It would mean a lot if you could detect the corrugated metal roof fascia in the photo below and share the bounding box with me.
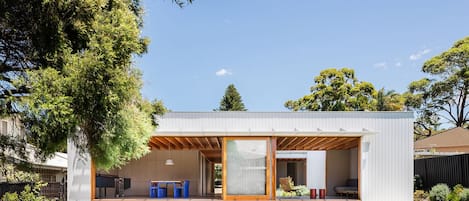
[152,131,375,136]
[156,111,414,119]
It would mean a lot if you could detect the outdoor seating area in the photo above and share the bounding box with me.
[149,180,190,198]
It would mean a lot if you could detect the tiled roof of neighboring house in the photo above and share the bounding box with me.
[414,127,469,150]
[154,111,413,136]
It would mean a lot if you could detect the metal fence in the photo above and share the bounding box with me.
[414,154,469,190]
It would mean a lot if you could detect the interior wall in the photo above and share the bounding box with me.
[296,161,306,185]
[306,151,326,189]
[102,150,201,197]
[349,148,358,179]
[326,150,350,196]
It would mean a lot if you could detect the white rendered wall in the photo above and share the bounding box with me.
[67,140,92,201]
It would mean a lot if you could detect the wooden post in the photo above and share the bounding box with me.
[91,159,96,200]
[358,137,362,200]
[271,137,277,200]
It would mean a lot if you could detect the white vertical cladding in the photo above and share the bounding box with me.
[67,139,92,201]
[360,118,413,201]
[306,151,326,190]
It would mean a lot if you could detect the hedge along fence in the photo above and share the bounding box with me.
[414,154,469,190]
[0,182,65,200]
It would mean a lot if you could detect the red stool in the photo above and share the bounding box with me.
[319,189,326,199]
[310,188,317,199]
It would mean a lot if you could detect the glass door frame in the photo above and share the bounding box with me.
[222,137,275,200]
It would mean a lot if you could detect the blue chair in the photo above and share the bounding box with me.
[175,180,190,198]
[157,183,167,198]
[149,181,157,198]
[173,184,182,198]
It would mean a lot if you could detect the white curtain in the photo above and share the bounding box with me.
[226,140,267,195]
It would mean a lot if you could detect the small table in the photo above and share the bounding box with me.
[151,180,182,197]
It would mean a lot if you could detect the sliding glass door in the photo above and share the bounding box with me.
[223,137,273,200]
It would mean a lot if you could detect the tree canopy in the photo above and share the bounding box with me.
[285,68,375,111]
[216,84,247,111]
[0,0,166,170]
[405,36,469,137]
[285,68,405,112]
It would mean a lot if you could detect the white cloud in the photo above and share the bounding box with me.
[395,62,402,67]
[215,68,232,76]
[409,48,431,60]
[373,62,387,69]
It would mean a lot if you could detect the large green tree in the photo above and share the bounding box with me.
[216,84,247,111]
[405,36,469,137]
[285,68,378,111]
[0,0,170,170]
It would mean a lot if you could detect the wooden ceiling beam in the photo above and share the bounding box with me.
[328,138,358,150]
[154,137,181,149]
[316,137,339,150]
[290,137,309,150]
[195,137,205,149]
[148,139,159,149]
[281,137,298,150]
[174,137,189,149]
[277,137,289,148]
[304,137,330,150]
[298,137,318,150]
[165,137,184,149]
[215,137,221,149]
[342,139,360,150]
[205,137,214,150]
[149,138,166,149]
[185,137,196,148]
[326,138,350,150]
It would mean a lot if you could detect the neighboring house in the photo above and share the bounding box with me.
[0,118,67,200]
[68,111,414,201]
[414,127,469,158]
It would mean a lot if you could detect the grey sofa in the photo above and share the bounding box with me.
[334,179,358,195]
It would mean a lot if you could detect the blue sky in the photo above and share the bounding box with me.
[135,0,469,111]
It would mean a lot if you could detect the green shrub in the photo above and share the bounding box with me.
[448,184,466,201]
[460,189,469,201]
[293,185,310,196]
[429,184,450,201]
[2,192,19,201]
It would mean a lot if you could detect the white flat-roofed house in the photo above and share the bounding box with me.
[68,111,414,201]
